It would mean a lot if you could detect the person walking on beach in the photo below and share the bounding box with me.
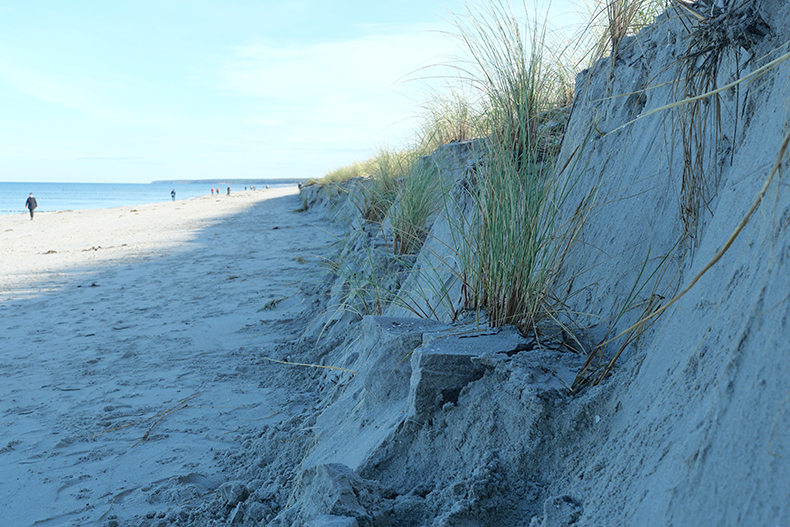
[227,186,231,196]
[171,189,176,201]
[25,193,37,220]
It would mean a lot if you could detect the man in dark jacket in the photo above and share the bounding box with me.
[25,193,37,220]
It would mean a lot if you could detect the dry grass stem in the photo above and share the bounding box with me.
[573,128,790,390]
[264,356,357,374]
[87,393,200,440]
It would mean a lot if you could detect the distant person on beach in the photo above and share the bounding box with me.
[171,189,176,201]
[25,193,37,220]
[211,188,214,195]
[227,186,231,196]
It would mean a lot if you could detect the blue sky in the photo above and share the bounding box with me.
[0,1,585,183]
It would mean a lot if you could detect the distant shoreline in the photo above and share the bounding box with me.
[152,178,305,185]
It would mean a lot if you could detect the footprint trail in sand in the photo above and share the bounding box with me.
[0,188,338,526]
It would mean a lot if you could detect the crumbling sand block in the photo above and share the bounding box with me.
[358,316,446,406]
[408,326,530,422]
[303,316,446,472]
[298,464,369,522]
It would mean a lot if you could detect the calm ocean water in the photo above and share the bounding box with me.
[0,182,292,215]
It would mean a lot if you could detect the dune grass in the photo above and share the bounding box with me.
[595,0,667,61]
[359,149,405,222]
[417,89,487,152]
[320,0,674,340]
[569,1,788,389]
[320,0,789,393]
[321,158,378,185]
[328,145,448,255]
[672,1,771,242]
[324,148,446,317]
[328,0,586,330]
[438,1,586,333]
[388,153,447,255]
[451,1,570,158]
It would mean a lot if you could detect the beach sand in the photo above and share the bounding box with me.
[0,188,337,526]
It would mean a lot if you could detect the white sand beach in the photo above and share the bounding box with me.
[0,188,337,526]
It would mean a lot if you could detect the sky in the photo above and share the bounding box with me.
[0,1,587,183]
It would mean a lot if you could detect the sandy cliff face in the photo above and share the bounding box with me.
[543,2,790,524]
[292,3,790,525]
[118,3,790,526]
[275,3,790,525]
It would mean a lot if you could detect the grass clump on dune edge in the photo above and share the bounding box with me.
[417,89,487,152]
[445,0,587,334]
[314,0,790,395]
[320,146,448,318]
[450,1,571,155]
[388,153,447,255]
[321,158,378,185]
[317,0,589,332]
[317,0,673,338]
[328,145,448,254]
[359,149,405,222]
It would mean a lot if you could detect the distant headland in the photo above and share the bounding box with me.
[152,178,305,185]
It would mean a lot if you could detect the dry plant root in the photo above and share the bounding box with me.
[87,393,200,444]
[132,400,194,448]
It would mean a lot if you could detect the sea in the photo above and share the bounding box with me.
[0,182,294,215]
